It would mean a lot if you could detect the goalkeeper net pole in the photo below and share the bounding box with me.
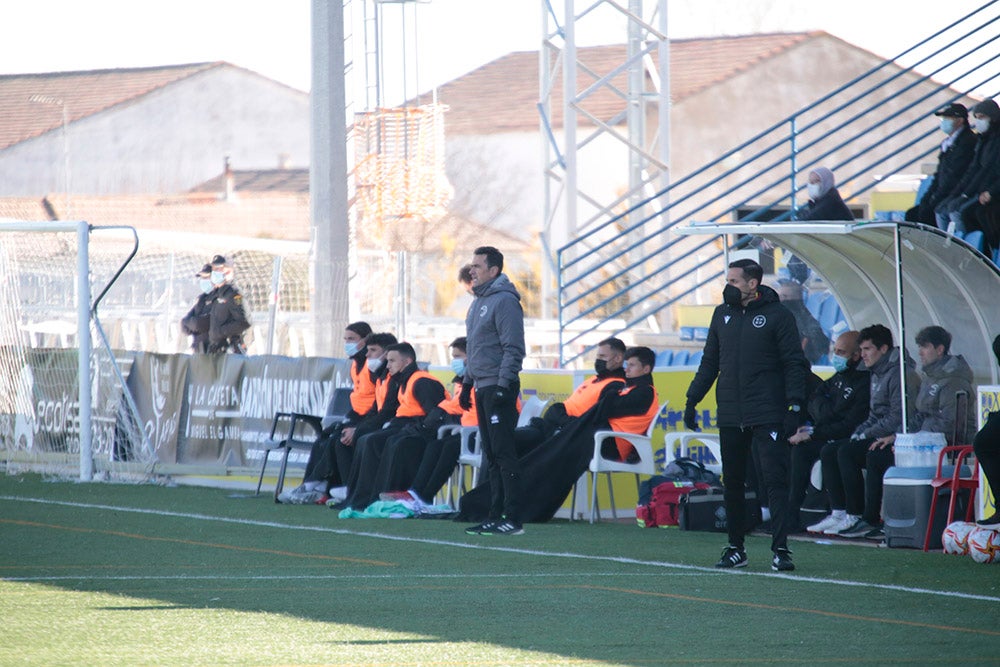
[0,219,153,482]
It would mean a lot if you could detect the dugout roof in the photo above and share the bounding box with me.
[676,220,1000,386]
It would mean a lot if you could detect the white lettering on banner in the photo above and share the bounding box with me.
[188,383,239,409]
[144,357,180,455]
[239,370,332,420]
[34,394,79,436]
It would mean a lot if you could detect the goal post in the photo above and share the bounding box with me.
[0,220,92,480]
[0,219,155,482]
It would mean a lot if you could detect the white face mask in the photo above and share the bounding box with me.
[198,278,214,294]
[807,183,822,200]
[366,357,384,372]
[210,270,225,286]
[939,118,956,134]
[973,117,991,134]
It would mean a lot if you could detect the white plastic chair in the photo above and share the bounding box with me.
[445,394,549,504]
[574,400,668,523]
[663,431,722,474]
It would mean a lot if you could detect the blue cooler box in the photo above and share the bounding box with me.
[882,465,972,549]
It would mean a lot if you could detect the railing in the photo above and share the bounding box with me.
[557,0,1000,365]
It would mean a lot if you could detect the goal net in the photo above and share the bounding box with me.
[0,221,151,481]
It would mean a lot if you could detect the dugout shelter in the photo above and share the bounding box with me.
[676,220,1000,422]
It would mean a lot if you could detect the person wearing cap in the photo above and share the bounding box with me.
[904,102,976,226]
[934,98,1000,250]
[180,263,215,353]
[207,255,251,353]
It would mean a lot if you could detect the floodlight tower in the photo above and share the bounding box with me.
[539,0,670,324]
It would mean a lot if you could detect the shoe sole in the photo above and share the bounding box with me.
[715,559,748,569]
[772,564,796,572]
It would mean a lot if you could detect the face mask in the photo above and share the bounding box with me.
[807,183,822,200]
[198,278,214,294]
[344,342,360,357]
[594,359,608,375]
[973,117,991,134]
[450,358,466,377]
[831,354,850,373]
[939,118,956,134]
[367,357,384,372]
[210,270,225,286]
[723,283,743,307]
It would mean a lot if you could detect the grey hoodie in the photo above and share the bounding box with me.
[911,353,976,442]
[852,346,921,440]
[464,273,525,390]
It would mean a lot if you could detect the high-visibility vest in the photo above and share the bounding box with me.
[374,374,391,411]
[562,375,623,417]
[440,382,478,427]
[349,359,376,414]
[608,385,660,460]
[396,370,446,418]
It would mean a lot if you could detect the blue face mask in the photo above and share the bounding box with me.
[450,358,466,377]
[198,278,214,294]
[345,342,360,357]
[831,354,850,372]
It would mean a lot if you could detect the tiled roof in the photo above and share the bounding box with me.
[0,62,226,151]
[190,168,310,194]
[412,32,817,134]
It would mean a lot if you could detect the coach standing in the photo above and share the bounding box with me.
[461,246,526,536]
[684,259,809,571]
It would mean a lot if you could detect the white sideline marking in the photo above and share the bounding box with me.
[3,495,998,603]
[2,572,712,582]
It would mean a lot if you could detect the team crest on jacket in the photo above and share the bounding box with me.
[479,305,488,317]
[752,315,766,328]
[724,315,731,324]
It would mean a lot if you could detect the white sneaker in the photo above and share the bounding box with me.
[823,514,859,536]
[806,514,841,534]
[277,485,305,504]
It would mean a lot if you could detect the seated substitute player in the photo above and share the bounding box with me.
[335,342,446,511]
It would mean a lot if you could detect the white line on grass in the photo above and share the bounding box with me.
[3,494,998,604]
[2,572,714,582]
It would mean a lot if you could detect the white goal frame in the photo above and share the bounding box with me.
[1,220,93,480]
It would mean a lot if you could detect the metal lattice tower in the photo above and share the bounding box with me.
[540,0,670,322]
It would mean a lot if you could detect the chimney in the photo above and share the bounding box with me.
[223,155,236,202]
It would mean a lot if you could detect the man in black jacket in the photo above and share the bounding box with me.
[788,331,870,531]
[337,342,446,510]
[905,103,977,226]
[934,99,1000,247]
[684,259,809,572]
[206,255,251,353]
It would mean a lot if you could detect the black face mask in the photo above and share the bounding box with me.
[723,284,743,307]
[594,359,608,375]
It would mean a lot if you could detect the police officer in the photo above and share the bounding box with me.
[180,263,215,353]
[207,254,251,354]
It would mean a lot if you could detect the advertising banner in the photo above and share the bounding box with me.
[238,355,349,467]
[124,352,189,464]
[978,385,998,520]
[180,354,246,464]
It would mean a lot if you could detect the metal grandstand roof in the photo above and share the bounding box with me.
[676,220,1000,386]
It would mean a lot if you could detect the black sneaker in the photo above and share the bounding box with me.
[864,526,885,541]
[977,513,1000,528]
[465,520,496,535]
[771,549,795,572]
[481,518,524,535]
[715,545,748,569]
[837,518,875,538]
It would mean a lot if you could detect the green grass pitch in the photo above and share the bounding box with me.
[1,473,999,666]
